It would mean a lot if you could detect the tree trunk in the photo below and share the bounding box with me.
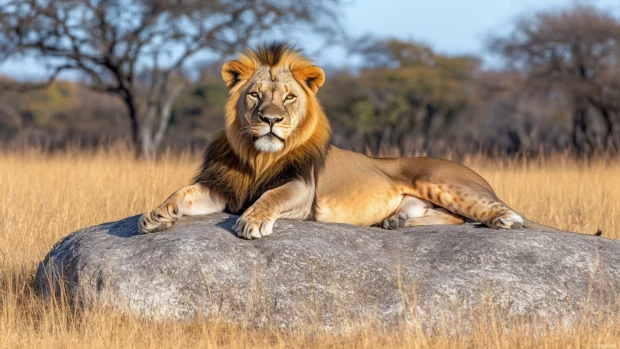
[611,113,620,153]
[139,104,158,159]
[138,81,187,159]
[353,121,365,153]
[597,106,619,153]
[152,83,186,149]
[422,104,436,154]
[119,90,140,152]
[571,105,593,156]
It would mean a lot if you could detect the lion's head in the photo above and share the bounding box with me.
[221,42,330,163]
[193,43,331,213]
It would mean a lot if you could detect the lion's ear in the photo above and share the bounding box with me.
[294,65,325,93]
[221,60,251,88]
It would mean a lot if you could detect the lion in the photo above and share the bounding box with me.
[139,42,564,239]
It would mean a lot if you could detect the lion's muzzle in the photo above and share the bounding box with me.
[258,112,283,127]
[253,106,287,152]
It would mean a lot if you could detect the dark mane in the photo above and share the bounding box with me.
[199,43,331,214]
[252,41,301,67]
[192,132,328,214]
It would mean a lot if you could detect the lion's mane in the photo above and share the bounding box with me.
[192,43,331,214]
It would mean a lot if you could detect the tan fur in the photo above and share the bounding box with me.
[313,148,525,230]
[140,43,557,238]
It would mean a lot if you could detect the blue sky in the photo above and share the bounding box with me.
[2,0,619,79]
[341,0,618,56]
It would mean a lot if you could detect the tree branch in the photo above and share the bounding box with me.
[0,63,75,92]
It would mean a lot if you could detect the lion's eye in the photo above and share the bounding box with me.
[248,92,259,98]
[285,94,296,100]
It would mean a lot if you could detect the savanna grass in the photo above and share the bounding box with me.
[0,146,618,348]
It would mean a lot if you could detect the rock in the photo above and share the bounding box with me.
[36,213,620,331]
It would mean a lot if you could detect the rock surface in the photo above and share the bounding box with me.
[36,213,620,331]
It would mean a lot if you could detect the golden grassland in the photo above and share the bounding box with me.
[0,146,619,349]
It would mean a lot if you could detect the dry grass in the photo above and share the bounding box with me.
[0,146,619,348]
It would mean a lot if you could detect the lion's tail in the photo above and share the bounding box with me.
[521,217,563,232]
[522,217,602,236]
[499,198,602,236]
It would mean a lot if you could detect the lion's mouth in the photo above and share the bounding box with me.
[268,132,284,142]
[253,132,285,153]
[259,132,284,143]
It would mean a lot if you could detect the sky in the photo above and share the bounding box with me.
[342,0,619,55]
[1,0,619,80]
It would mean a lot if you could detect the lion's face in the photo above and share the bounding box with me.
[221,45,326,155]
[240,67,307,153]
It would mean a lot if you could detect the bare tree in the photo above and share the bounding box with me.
[0,0,342,157]
[489,4,620,155]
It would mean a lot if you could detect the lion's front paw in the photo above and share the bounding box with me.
[234,206,276,239]
[138,206,179,234]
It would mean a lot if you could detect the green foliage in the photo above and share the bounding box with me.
[12,81,78,126]
[321,39,480,153]
[171,75,228,142]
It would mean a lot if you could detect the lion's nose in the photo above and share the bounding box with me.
[258,113,284,127]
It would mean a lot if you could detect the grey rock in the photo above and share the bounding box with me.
[36,213,620,331]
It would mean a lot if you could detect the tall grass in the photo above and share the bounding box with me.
[0,147,619,348]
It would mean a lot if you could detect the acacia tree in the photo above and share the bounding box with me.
[489,4,620,155]
[0,0,342,157]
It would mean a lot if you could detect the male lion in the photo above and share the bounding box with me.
[139,42,561,239]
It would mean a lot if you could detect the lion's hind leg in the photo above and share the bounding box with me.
[409,181,523,230]
[139,184,225,234]
[378,195,465,230]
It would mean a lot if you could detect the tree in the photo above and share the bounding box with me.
[321,38,479,155]
[489,4,620,155]
[0,0,342,157]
